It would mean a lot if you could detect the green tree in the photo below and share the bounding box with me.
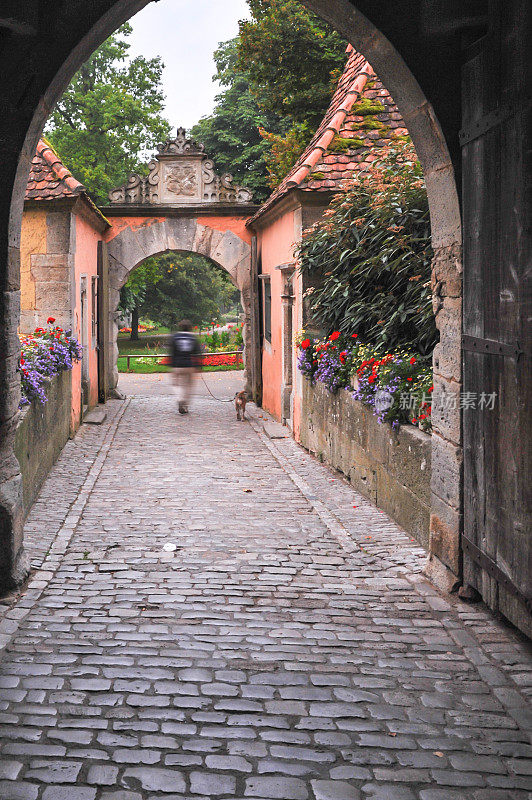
[193,2,347,193]
[237,1,346,129]
[191,39,284,202]
[121,253,240,331]
[118,260,163,340]
[46,23,171,203]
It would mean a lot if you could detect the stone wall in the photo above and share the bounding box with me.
[14,369,72,518]
[299,380,431,547]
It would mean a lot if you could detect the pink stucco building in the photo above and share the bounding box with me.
[248,46,408,440]
[21,140,110,430]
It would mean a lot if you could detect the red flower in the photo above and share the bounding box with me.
[47,317,55,324]
[407,377,412,381]
[351,333,358,338]
[428,386,433,393]
[368,375,375,384]
[410,357,416,365]
[301,339,311,350]
[329,331,340,341]
[20,355,25,366]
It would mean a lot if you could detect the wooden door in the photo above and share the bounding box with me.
[461,0,532,635]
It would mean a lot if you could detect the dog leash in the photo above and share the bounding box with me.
[199,374,237,402]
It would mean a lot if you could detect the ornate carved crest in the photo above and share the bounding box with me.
[108,127,253,206]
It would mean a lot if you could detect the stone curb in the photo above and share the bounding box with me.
[0,399,130,656]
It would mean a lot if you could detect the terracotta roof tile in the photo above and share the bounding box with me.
[25,139,85,201]
[249,46,409,225]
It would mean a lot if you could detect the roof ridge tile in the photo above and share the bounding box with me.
[248,49,406,227]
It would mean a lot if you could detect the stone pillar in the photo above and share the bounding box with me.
[426,240,463,591]
[280,269,295,425]
[0,208,28,591]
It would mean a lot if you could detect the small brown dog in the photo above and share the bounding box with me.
[234,390,248,421]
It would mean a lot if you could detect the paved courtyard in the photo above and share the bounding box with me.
[0,373,531,800]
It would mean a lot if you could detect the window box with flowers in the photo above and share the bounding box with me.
[18,317,82,408]
[297,331,432,545]
[15,318,83,517]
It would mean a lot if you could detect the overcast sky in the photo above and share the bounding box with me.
[127,0,250,130]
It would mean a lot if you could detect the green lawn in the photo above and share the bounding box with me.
[117,358,243,374]
[117,329,243,373]
[117,334,170,354]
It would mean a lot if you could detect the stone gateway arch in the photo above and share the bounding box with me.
[100,129,259,393]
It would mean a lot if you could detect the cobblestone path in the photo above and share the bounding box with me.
[1,380,531,800]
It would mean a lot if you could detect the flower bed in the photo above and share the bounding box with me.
[200,352,243,367]
[19,318,82,408]
[298,330,432,432]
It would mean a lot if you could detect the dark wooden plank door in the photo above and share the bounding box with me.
[461,0,532,636]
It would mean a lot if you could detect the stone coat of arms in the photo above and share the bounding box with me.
[165,164,197,197]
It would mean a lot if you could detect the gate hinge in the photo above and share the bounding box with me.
[459,98,532,146]
[462,334,523,359]
[463,536,532,614]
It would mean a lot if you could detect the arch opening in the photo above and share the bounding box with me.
[105,217,253,395]
[114,248,245,388]
[2,0,461,594]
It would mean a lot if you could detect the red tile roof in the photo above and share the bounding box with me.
[25,139,85,201]
[249,46,409,225]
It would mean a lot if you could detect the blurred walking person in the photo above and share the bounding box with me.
[170,319,201,414]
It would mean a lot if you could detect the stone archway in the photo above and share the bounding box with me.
[105,216,253,392]
[0,0,463,593]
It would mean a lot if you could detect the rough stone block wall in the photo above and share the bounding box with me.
[299,380,431,547]
[429,241,462,586]
[14,369,72,518]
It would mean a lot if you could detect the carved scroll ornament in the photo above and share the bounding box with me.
[108,128,253,205]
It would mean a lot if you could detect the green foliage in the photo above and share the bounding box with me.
[118,260,164,314]
[191,40,283,201]
[258,122,311,187]
[121,253,240,330]
[298,140,437,356]
[237,0,346,129]
[201,325,243,352]
[328,136,352,154]
[193,1,347,192]
[46,24,171,203]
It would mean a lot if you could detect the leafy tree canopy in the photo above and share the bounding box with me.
[120,253,240,330]
[193,1,346,192]
[46,23,171,204]
[237,0,346,129]
[191,40,283,201]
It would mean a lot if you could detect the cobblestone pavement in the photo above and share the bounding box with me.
[1,375,531,800]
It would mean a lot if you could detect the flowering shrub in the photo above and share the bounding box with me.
[297,330,432,432]
[202,325,244,353]
[19,321,82,407]
[297,140,437,356]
